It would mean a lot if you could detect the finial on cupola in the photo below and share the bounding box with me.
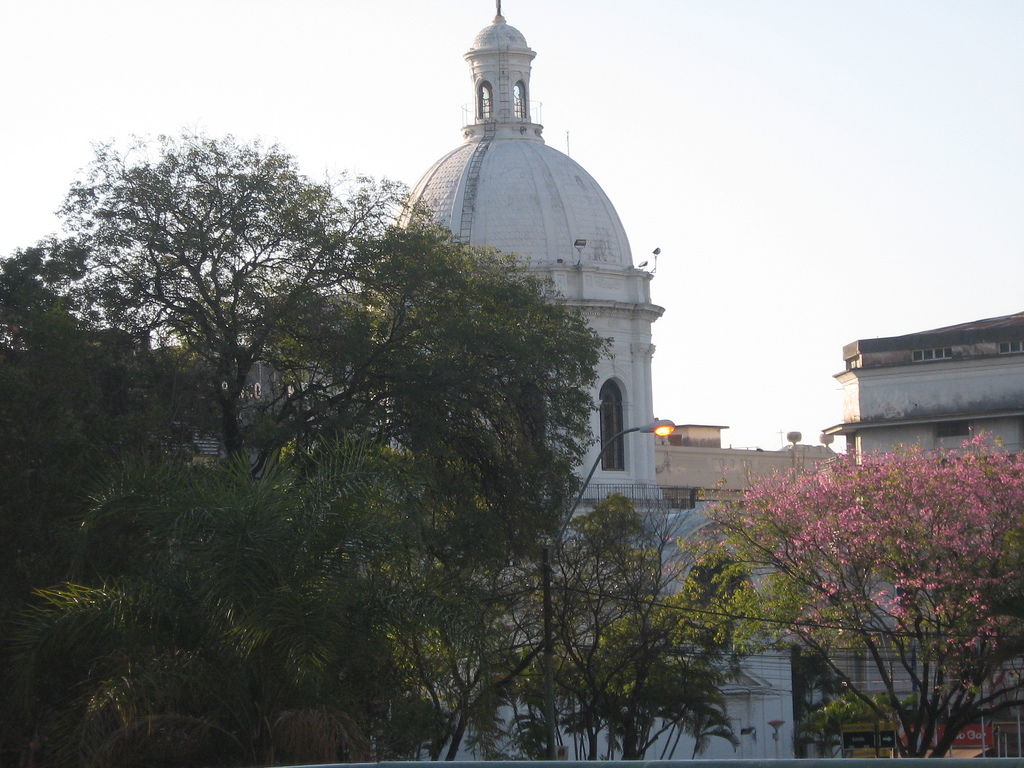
[495,1,504,21]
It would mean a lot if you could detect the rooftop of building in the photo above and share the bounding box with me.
[841,310,1024,371]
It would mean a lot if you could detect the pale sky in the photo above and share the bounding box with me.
[2,0,1022,451]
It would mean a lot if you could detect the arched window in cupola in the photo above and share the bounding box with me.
[478,81,493,120]
[513,80,527,119]
[599,380,625,471]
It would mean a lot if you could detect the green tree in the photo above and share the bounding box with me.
[790,646,842,757]
[13,441,396,768]
[798,690,892,758]
[0,246,205,761]
[266,222,600,558]
[57,133,402,459]
[5,132,604,765]
[52,134,599,483]
[543,496,739,760]
[376,556,540,760]
[40,133,600,548]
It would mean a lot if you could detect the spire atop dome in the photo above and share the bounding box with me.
[495,0,503,21]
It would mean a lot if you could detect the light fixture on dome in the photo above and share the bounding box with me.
[573,238,587,267]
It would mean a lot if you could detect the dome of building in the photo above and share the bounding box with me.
[408,9,632,267]
[408,9,662,487]
[409,138,632,267]
[471,14,529,51]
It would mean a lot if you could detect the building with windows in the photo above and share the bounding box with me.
[824,311,1024,458]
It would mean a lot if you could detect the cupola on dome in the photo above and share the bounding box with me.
[470,14,530,51]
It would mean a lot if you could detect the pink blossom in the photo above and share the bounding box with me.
[710,438,1024,757]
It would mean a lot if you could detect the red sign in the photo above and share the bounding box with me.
[939,723,995,748]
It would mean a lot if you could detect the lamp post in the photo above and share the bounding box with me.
[541,419,676,759]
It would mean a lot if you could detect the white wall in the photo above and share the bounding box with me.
[839,356,1024,424]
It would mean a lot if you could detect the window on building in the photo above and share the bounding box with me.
[513,81,526,119]
[912,347,953,362]
[478,82,493,120]
[599,380,625,471]
[999,341,1024,354]
[936,420,971,438]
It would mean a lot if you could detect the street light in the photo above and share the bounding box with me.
[541,418,677,759]
[566,418,677,529]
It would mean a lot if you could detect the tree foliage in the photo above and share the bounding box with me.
[712,440,1024,757]
[53,133,601,497]
[0,246,206,758]
[13,444,392,767]
[790,646,842,757]
[11,440,554,767]
[375,556,539,760]
[540,496,740,760]
[798,690,891,758]
[59,134,392,456]
[1,132,609,766]
[60,134,600,556]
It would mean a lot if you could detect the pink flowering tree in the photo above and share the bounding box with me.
[711,439,1024,757]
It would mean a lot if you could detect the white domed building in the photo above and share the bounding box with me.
[408,9,664,488]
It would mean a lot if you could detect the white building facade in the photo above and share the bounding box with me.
[408,11,663,486]
[824,312,1024,458]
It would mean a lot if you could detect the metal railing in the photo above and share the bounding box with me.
[580,483,707,510]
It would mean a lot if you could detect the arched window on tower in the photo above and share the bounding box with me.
[478,81,493,120]
[513,80,527,119]
[599,380,625,471]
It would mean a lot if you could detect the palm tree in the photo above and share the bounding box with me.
[13,441,389,767]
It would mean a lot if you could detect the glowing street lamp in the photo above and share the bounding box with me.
[566,419,677,525]
[651,420,676,437]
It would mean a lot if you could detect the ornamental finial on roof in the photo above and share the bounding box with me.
[495,0,504,21]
